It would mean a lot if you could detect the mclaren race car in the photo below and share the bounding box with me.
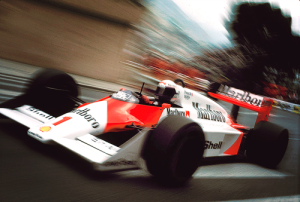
[0,69,289,183]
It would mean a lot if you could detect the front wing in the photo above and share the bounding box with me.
[0,104,150,172]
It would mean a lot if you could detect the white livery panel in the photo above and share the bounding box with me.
[158,80,243,157]
[27,101,108,143]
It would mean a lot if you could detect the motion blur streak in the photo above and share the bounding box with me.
[0,0,299,201]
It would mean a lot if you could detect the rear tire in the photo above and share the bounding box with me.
[143,115,205,184]
[246,121,289,168]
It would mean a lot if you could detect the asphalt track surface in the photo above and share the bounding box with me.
[0,89,299,202]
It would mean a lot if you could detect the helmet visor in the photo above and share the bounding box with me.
[155,86,165,95]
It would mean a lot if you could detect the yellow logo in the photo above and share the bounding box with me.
[40,126,51,132]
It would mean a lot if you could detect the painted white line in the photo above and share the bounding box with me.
[239,112,257,115]
[193,163,292,178]
[237,112,286,117]
[226,195,300,202]
[289,138,300,141]
[269,114,285,117]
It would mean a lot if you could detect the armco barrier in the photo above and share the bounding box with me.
[293,105,300,114]
[272,98,300,113]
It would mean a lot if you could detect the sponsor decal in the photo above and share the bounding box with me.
[272,98,300,114]
[28,131,43,139]
[167,108,190,117]
[102,158,137,167]
[70,108,100,128]
[218,85,263,107]
[192,103,225,122]
[76,134,119,155]
[273,100,292,110]
[293,105,300,113]
[53,116,72,126]
[112,91,132,101]
[204,141,222,149]
[186,111,190,118]
[184,91,193,100]
[40,126,51,132]
[26,106,54,120]
[90,137,119,153]
[272,100,278,107]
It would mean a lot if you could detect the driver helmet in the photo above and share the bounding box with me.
[155,80,178,103]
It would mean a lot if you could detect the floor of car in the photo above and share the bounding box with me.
[97,129,140,147]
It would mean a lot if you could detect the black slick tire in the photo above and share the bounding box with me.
[0,69,78,113]
[26,69,79,116]
[246,121,289,168]
[26,68,78,97]
[143,115,205,184]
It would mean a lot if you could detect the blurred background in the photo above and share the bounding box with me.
[0,0,299,104]
[0,1,300,201]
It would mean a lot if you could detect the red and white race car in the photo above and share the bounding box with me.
[0,69,289,184]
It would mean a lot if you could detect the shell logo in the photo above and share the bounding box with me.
[40,126,51,132]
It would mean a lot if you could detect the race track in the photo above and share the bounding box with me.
[0,90,299,202]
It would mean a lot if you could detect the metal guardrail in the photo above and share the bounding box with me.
[272,98,300,114]
[0,73,30,102]
[0,72,117,104]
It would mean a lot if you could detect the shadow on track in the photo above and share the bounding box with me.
[0,119,298,202]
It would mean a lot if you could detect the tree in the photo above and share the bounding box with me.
[226,2,300,94]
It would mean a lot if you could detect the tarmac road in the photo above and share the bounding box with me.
[0,88,299,202]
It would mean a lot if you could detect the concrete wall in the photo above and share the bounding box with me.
[0,0,144,82]
[47,0,143,24]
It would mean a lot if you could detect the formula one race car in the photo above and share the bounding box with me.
[0,69,289,184]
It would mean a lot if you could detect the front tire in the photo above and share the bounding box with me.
[26,69,79,116]
[0,69,79,114]
[143,115,205,184]
[26,68,78,97]
[246,121,289,168]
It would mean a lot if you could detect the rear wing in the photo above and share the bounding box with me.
[208,85,273,125]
